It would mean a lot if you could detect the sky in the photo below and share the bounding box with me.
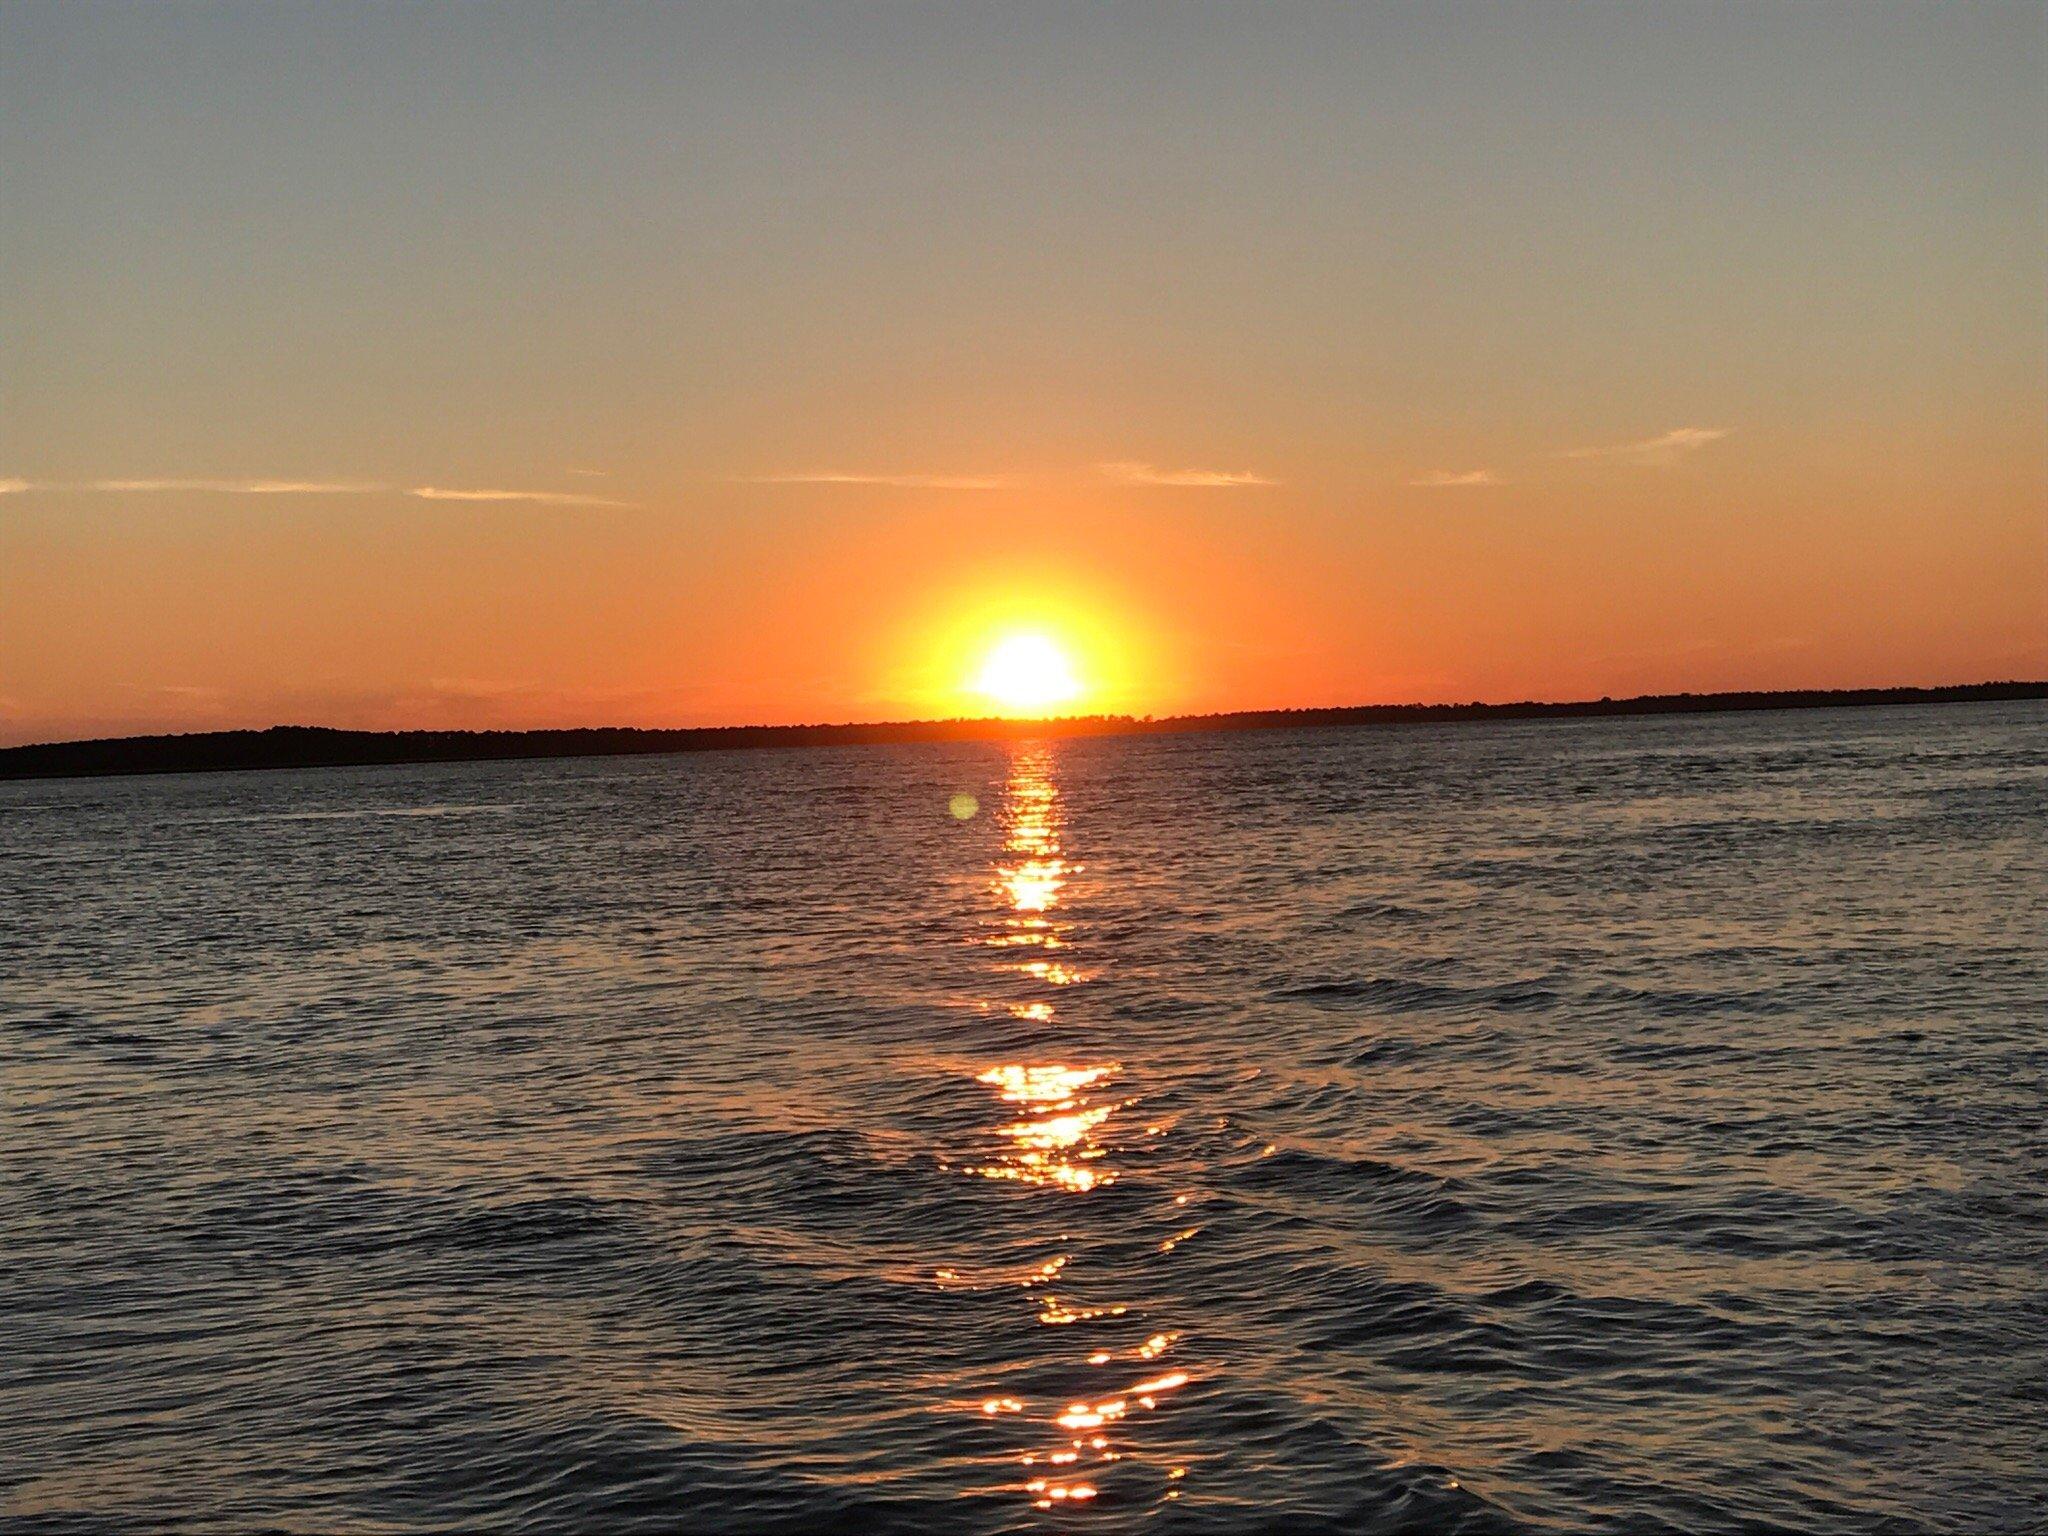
[2,1,2043,744]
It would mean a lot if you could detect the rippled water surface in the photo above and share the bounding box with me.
[5,704,2045,1533]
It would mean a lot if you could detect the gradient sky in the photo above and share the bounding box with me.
[3,2,2043,743]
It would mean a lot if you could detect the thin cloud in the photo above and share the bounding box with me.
[406,485,635,507]
[92,478,379,494]
[1102,461,1278,488]
[1561,427,1732,464]
[744,471,1012,491]
[2,477,635,507]
[565,466,610,478]
[1409,469,1502,488]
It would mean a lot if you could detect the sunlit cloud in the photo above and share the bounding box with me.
[0,477,633,507]
[1101,461,1278,488]
[92,478,380,494]
[744,471,1013,491]
[746,464,1279,490]
[1562,427,1731,464]
[1409,469,1501,488]
[406,485,635,507]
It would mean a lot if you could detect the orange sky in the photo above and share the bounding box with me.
[2,4,2043,745]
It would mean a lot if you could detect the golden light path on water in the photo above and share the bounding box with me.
[950,743,1196,1514]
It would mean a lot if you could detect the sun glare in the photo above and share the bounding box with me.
[973,633,1083,715]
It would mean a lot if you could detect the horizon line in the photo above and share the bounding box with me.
[3,680,2041,777]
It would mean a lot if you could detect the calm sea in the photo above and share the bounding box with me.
[4,703,2044,1533]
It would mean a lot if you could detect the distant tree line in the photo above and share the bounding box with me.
[1,681,2041,781]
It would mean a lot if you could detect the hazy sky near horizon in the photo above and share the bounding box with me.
[3,1,2043,742]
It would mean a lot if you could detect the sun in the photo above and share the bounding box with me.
[972,632,1083,715]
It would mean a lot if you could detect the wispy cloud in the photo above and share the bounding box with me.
[744,471,1012,491]
[744,463,1280,490]
[0,477,634,507]
[1409,469,1502,488]
[565,466,610,478]
[1102,461,1278,488]
[1561,427,1731,465]
[92,477,380,494]
[405,485,635,507]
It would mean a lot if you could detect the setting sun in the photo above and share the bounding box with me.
[973,633,1083,715]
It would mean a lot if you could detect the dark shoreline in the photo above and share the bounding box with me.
[2,682,2041,782]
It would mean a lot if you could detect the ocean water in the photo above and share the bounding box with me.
[3,703,2044,1534]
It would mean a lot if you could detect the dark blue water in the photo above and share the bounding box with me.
[4,703,2044,1533]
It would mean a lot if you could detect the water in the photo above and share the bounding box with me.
[4,703,2044,1534]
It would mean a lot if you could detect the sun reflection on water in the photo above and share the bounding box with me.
[967,1061,1123,1194]
[978,1063,1115,1104]
[965,753,1120,1194]
[941,742,1202,1515]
